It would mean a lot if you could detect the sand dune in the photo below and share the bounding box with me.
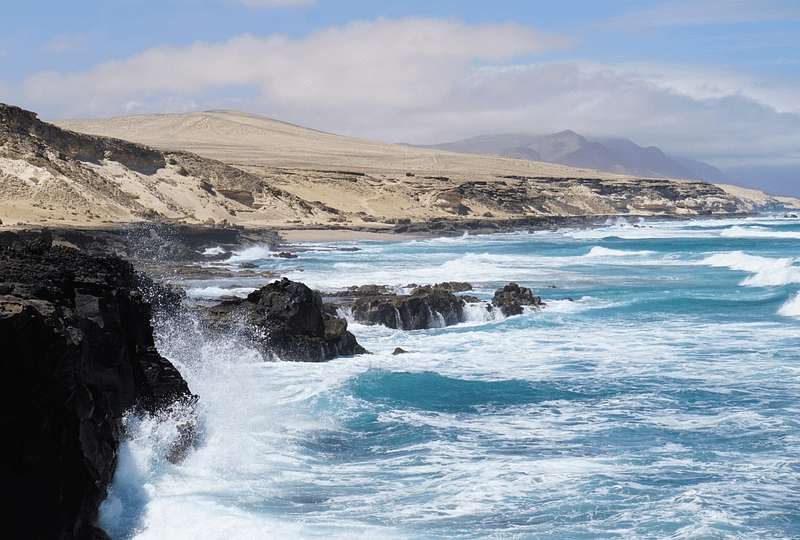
[54,110,626,178]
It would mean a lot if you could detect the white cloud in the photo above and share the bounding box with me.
[438,62,800,166]
[567,60,800,116]
[14,16,800,167]
[279,61,800,167]
[20,17,571,113]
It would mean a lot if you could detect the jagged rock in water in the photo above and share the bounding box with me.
[203,278,367,362]
[331,282,476,330]
[491,282,545,316]
[0,232,196,540]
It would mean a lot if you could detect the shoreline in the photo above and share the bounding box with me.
[0,211,774,249]
[3,212,786,285]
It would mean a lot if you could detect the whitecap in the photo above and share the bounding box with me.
[201,246,227,256]
[778,291,800,318]
[185,286,256,299]
[721,225,800,240]
[699,251,800,287]
[586,246,655,258]
[225,244,273,264]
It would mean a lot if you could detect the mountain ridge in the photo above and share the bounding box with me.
[418,131,729,184]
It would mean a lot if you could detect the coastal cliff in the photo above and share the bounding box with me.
[0,233,195,539]
[0,103,323,229]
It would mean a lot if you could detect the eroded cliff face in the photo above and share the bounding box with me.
[0,103,325,228]
[1,104,166,174]
[0,233,195,540]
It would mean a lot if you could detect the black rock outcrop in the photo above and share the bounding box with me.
[491,282,545,316]
[0,233,195,540]
[203,278,367,362]
[329,282,477,330]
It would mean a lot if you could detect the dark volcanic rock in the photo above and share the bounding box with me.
[0,224,282,281]
[492,282,545,316]
[0,235,195,540]
[204,278,367,362]
[332,282,475,330]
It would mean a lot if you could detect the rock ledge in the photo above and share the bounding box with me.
[0,233,195,539]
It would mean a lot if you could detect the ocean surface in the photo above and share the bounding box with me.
[101,215,800,539]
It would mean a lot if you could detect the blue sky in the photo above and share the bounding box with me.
[2,0,799,170]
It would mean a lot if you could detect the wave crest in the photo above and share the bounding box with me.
[699,251,800,287]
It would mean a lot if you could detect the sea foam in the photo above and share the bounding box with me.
[721,225,800,239]
[101,217,800,539]
[699,251,800,287]
[586,246,655,258]
[225,244,274,264]
[185,286,257,299]
[778,292,800,318]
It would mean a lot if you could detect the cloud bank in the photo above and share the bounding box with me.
[11,16,800,167]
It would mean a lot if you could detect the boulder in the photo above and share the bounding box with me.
[0,234,195,540]
[331,282,475,330]
[204,278,367,362]
[491,282,545,316]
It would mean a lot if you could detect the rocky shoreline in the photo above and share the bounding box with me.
[0,232,196,539]
[4,212,782,537]
[3,101,798,538]
[0,225,547,537]
[0,222,565,537]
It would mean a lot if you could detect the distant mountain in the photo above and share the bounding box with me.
[671,156,731,185]
[722,165,800,199]
[420,131,730,184]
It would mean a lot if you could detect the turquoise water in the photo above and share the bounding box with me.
[102,216,800,539]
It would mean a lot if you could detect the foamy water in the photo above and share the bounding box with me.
[102,215,800,539]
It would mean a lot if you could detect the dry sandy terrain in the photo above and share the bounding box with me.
[1,106,796,239]
[55,110,617,178]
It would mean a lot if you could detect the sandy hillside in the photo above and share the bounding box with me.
[54,110,625,178]
[2,104,795,233]
[54,110,800,224]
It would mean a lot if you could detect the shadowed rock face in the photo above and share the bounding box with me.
[0,233,195,540]
[491,282,544,317]
[328,282,477,330]
[202,278,367,362]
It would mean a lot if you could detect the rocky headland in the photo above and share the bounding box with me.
[0,233,196,539]
[321,281,543,330]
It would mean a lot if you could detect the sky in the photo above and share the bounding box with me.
[2,0,799,174]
